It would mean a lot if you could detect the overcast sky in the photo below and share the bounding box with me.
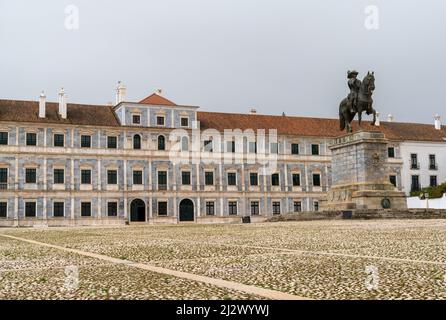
[1,0,445,124]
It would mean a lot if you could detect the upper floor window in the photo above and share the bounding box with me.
[107,170,118,185]
[410,153,419,170]
[158,171,167,190]
[205,171,214,185]
[54,134,64,147]
[158,135,165,150]
[182,171,191,185]
[388,147,395,158]
[311,144,320,155]
[0,132,8,145]
[132,114,141,124]
[312,173,321,187]
[227,172,237,186]
[107,136,117,149]
[26,132,37,146]
[157,116,165,126]
[250,172,258,186]
[271,173,280,186]
[81,169,91,184]
[291,143,299,155]
[133,134,141,150]
[181,117,189,127]
[429,154,437,170]
[81,135,91,148]
[133,170,143,185]
[54,169,65,184]
[203,140,213,152]
[0,168,7,189]
[270,143,278,154]
[25,168,37,184]
[248,142,257,154]
[181,137,189,151]
[227,141,235,153]
[292,173,301,186]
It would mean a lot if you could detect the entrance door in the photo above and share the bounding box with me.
[130,199,145,222]
[179,199,194,222]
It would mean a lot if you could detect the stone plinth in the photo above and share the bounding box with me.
[324,131,407,210]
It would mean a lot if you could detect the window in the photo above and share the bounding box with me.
[389,175,397,187]
[81,202,91,217]
[227,141,235,153]
[205,172,214,185]
[272,202,281,215]
[107,202,118,217]
[157,116,165,126]
[158,201,167,216]
[54,134,64,147]
[429,154,437,170]
[81,170,91,184]
[292,173,301,186]
[158,135,165,150]
[133,170,143,185]
[25,202,36,217]
[411,175,420,192]
[0,202,7,218]
[228,201,237,215]
[294,201,302,212]
[388,147,395,158]
[313,173,321,187]
[251,201,259,215]
[181,117,189,127]
[133,134,141,150]
[132,114,141,124]
[54,169,64,184]
[250,172,258,186]
[80,135,91,148]
[182,171,191,185]
[271,173,280,186]
[430,175,438,187]
[181,137,189,151]
[227,172,236,186]
[53,202,64,217]
[158,171,167,190]
[314,201,319,212]
[0,132,8,145]
[26,132,37,146]
[107,136,117,149]
[0,168,7,189]
[107,170,117,185]
[249,142,257,154]
[311,144,320,155]
[205,201,215,215]
[25,168,37,184]
[291,143,299,155]
[410,154,419,169]
[270,143,278,154]
[203,140,213,152]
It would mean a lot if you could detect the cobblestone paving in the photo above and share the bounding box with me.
[1,219,446,299]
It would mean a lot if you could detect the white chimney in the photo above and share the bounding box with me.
[434,114,441,130]
[374,112,380,126]
[387,114,394,122]
[115,81,126,104]
[58,87,67,119]
[39,91,46,118]
[249,108,257,114]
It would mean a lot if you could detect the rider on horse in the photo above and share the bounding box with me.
[347,70,361,114]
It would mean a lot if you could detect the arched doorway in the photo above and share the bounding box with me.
[179,199,194,222]
[130,199,145,222]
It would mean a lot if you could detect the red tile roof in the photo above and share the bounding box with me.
[139,93,177,106]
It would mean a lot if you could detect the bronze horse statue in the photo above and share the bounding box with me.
[339,71,377,133]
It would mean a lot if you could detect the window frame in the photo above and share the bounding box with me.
[80,135,91,148]
[107,170,118,185]
[53,168,65,184]
[53,202,65,217]
[53,133,65,147]
[26,132,37,146]
[25,168,37,184]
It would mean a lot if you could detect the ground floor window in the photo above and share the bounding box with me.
[430,175,438,187]
[108,202,118,217]
[251,201,259,215]
[158,201,167,216]
[205,201,215,215]
[294,201,302,212]
[81,202,91,217]
[53,202,64,217]
[0,202,7,218]
[272,201,280,215]
[314,201,319,212]
[228,201,237,215]
[25,202,36,217]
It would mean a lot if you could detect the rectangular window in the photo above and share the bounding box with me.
[430,175,438,187]
[0,202,7,218]
[227,141,235,153]
[107,170,117,185]
[270,143,278,154]
[158,171,167,190]
[132,114,141,124]
[81,169,91,184]
[313,173,321,187]
[181,117,189,127]
[227,172,236,186]
[429,154,437,170]
[53,202,64,217]
[108,202,118,217]
[157,116,165,126]
[0,132,8,145]
[81,202,91,217]
[272,202,281,215]
[80,135,91,148]
[314,201,319,212]
[25,202,36,217]
[249,142,257,154]
[228,201,237,215]
[292,173,301,186]
[181,171,191,185]
[291,143,299,155]
[107,136,117,149]
[0,168,7,189]
[250,172,258,186]
[54,134,64,147]
[251,201,259,215]
[388,147,395,158]
[26,132,37,146]
[205,171,214,185]
[410,154,419,169]
[205,201,215,215]
[271,173,280,186]
[54,169,65,184]
[311,144,320,155]
[204,140,213,152]
[158,201,167,216]
[389,175,397,187]
[133,170,143,185]
[25,168,37,184]
[294,201,302,212]
[411,175,420,192]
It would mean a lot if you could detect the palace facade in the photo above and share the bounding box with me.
[0,85,445,226]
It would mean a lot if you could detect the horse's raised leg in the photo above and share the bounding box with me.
[371,109,376,126]
[358,110,362,127]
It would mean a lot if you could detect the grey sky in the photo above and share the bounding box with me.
[0,0,445,124]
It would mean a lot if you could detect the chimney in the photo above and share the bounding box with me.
[115,81,126,104]
[39,91,46,118]
[435,114,441,130]
[155,89,162,95]
[58,87,67,119]
[374,112,380,126]
[249,108,257,114]
[387,114,394,122]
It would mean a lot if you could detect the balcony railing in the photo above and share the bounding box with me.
[429,163,438,170]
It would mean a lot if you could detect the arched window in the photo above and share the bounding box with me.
[133,134,141,150]
[181,136,189,151]
[158,135,165,151]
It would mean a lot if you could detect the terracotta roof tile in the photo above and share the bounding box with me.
[139,93,177,106]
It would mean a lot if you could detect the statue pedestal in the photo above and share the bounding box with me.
[324,131,407,210]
